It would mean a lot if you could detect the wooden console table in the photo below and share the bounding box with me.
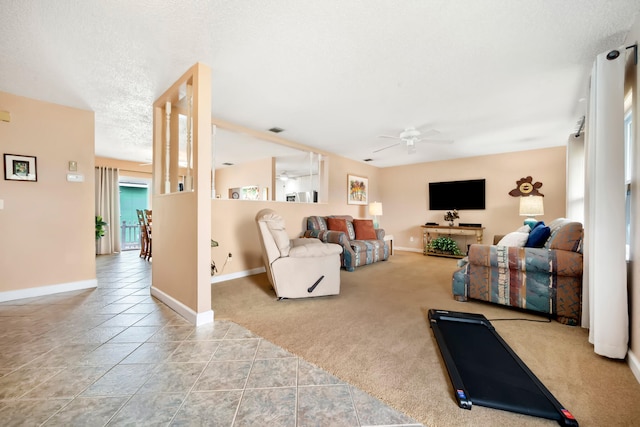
[421,225,485,257]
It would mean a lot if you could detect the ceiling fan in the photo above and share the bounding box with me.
[374,127,453,154]
[277,171,294,181]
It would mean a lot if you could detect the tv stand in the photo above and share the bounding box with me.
[421,225,485,257]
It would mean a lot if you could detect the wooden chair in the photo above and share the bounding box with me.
[136,209,150,260]
[144,209,152,260]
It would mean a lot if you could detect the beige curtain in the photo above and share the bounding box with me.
[583,46,628,358]
[95,166,121,254]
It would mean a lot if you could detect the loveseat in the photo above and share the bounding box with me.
[303,215,389,271]
[452,218,583,325]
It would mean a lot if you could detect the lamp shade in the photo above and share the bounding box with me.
[519,195,544,216]
[369,202,383,216]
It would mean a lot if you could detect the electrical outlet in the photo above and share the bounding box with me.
[409,236,415,242]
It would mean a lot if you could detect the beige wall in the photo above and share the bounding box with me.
[379,146,567,251]
[0,91,96,295]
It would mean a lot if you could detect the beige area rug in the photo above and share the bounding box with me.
[212,251,640,426]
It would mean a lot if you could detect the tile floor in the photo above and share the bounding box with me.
[0,250,422,426]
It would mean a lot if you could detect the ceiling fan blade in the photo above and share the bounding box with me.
[418,128,440,138]
[377,134,401,140]
[373,142,401,153]
[417,138,454,145]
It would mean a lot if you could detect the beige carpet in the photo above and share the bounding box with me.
[212,251,640,426]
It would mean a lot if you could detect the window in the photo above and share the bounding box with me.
[624,91,633,260]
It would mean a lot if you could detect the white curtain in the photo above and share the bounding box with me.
[583,46,628,358]
[95,166,121,254]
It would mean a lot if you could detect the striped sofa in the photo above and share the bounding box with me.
[452,218,583,325]
[303,215,389,271]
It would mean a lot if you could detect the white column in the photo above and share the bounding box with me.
[165,101,171,194]
[211,124,217,199]
[185,84,193,192]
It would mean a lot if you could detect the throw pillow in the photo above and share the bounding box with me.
[516,225,531,234]
[547,221,583,252]
[496,231,529,247]
[353,219,377,240]
[531,220,545,231]
[525,225,551,248]
[326,217,350,235]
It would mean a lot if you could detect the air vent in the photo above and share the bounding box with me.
[268,127,285,133]
[222,162,234,166]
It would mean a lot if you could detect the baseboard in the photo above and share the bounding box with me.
[394,246,423,254]
[211,266,266,284]
[150,286,214,326]
[0,279,97,302]
[628,349,640,384]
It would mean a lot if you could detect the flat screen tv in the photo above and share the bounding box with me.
[429,179,486,210]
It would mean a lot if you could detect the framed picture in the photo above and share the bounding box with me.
[241,185,260,200]
[4,154,37,182]
[347,174,368,205]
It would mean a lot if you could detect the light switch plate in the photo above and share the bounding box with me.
[0,199,4,210]
[68,161,78,171]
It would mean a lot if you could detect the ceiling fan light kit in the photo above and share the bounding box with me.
[400,127,421,139]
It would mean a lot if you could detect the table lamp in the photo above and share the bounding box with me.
[519,195,544,229]
[369,201,383,229]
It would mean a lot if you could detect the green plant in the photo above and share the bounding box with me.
[95,216,107,240]
[428,236,462,255]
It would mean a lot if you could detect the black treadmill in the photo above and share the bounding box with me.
[428,309,578,426]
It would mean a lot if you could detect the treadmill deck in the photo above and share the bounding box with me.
[428,309,578,426]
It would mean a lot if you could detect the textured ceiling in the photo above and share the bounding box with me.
[1,1,639,168]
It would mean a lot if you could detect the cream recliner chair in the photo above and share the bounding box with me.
[255,209,343,299]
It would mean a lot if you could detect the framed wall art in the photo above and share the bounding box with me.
[4,154,37,182]
[347,174,368,205]
[241,185,260,200]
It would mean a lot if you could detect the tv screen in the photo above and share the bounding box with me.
[429,179,486,210]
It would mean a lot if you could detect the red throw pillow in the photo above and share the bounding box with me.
[326,217,350,235]
[353,219,377,240]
